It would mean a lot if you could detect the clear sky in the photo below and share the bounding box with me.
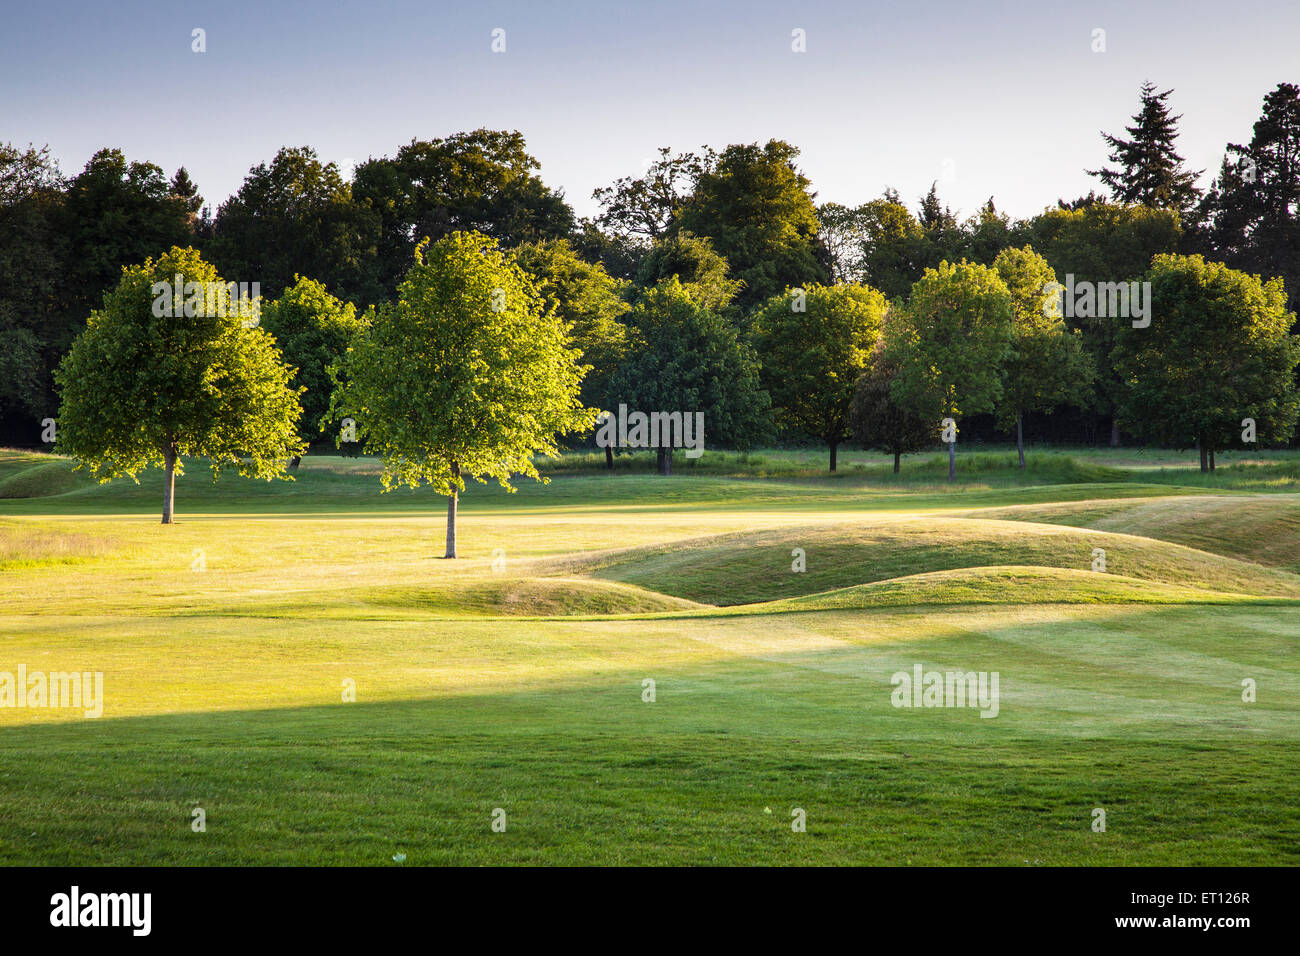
[2,0,1296,221]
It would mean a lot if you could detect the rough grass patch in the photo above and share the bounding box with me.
[0,521,117,567]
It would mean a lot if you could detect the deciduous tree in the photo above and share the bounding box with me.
[992,246,1094,466]
[884,260,1015,480]
[511,239,632,468]
[752,283,887,470]
[849,341,940,473]
[352,130,575,301]
[1113,254,1300,471]
[54,247,305,523]
[209,146,370,303]
[610,278,770,474]
[673,140,829,310]
[260,276,364,466]
[330,232,597,556]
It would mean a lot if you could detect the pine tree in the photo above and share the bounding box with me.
[1192,83,1300,310]
[1088,82,1202,214]
[918,183,957,232]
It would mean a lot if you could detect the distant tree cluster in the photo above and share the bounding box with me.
[6,81,1300,515]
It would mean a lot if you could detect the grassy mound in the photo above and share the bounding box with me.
[577,518,1300,604]
[974,494,1300,572]
[359,577,702,617]
[750,566,1294,614]
[0,457,94,498]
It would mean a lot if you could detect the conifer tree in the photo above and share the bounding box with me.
[1089,82,1202,214]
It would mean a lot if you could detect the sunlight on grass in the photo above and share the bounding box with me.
[1,445,1297,864]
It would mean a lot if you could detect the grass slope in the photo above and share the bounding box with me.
[974,495,1300,572]
[577,519,1300,603]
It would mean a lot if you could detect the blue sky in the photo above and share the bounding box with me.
[2,0,1296,221]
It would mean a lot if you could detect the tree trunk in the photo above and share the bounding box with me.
[288,455,301,472]
[605,445,614,470]
[658,447,671,476]
[829,442,838,472]
[1109,417,1120,447]
[1209,447,1216,472]
[1016,410,1025,469]
[161,446,177,524]
[444,461,460,558]
[893,450,901,474]
[948,437,956,482]
[1199,442,1208,473]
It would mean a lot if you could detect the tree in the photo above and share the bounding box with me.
[610,278,771,474]
[330,232,597,557]
[751,283,887,470]
[1192,83,1300,310]
[1027,203,1180,283]
[1026,202,1181,443]
[918,182,959,235]
[53,247,305,523]
[510,239,632,468]
[352,130,575,301]
[1057,191,1105,211]
[62,149,198,309]
[0,143,67,427]
[571,218,644,280]
[170,167,204,231]
[1113,254,1300,471]
[1088,81,1202,215]
[849,341,940,473]
[960,198,1022,266]
[633,232,743,314]
[592,146,715,244]
[857,190,929,300]
[259,276,364,467]
[673,140,829,310]
[817,202,871,283]
[208,146,371,303]
[884,260,1015,480]
[992,247,1093,467]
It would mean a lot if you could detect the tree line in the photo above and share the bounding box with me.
[5,80,1300,478]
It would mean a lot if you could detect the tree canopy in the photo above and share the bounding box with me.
[634,232,743,314]
[673,140,829,310]
[1088,81,1202,214]
[509,238,632,439]
[751,282,888,470]
[610,277,771,472]
[1113,254,1300,469]
[208,146,370,304]
[884,260,1015,479]
[992,247,1093,466]
[259,276,364,457]
[330,231,598,555]
[352,130,575,302]
[54,246,304,522]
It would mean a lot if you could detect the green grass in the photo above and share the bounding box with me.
[1,446,1298,865]
[974,494,1300,572]
[576,519,1300,603]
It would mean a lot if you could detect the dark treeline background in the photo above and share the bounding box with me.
[3,81,1298,451]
